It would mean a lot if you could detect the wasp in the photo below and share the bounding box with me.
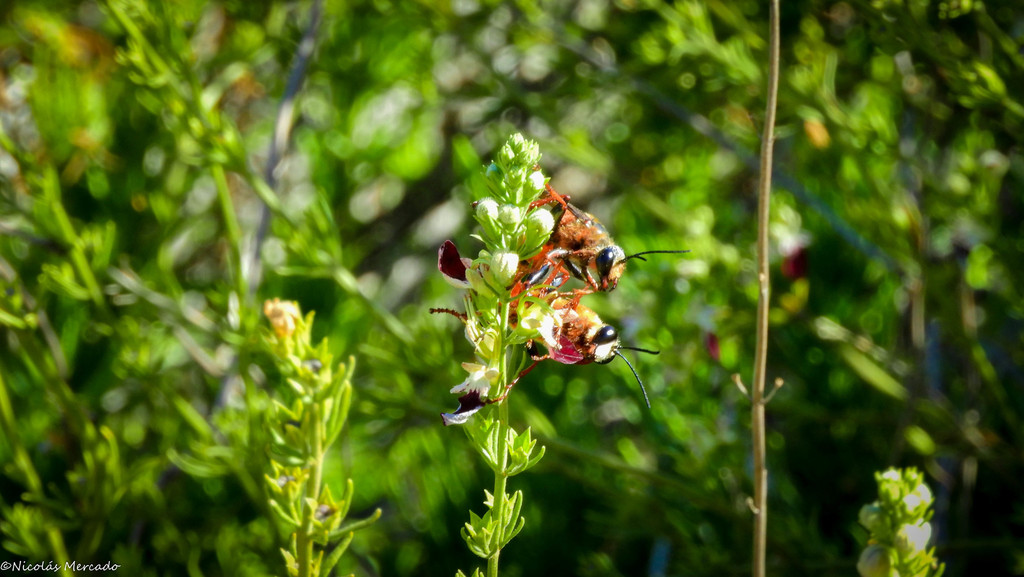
[526,184,690,293]
[437,264,658,424]
[473,286,658,417]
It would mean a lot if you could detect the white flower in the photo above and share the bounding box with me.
[902,480,933,517]
[450,362,499,396]
[902,493,922,512]
[895,521,932,556]
[881,469,901,482]
[913,482,933,506]
[519,306,561,349]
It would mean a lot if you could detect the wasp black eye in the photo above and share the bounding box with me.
[595,325,618,345]
[595,247,619,278]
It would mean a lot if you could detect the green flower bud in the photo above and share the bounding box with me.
[491,251,520,286]
[502,137,519,162]
[476,198,499,223]
[857,544,894,577]
[858,503,885,534]
[501,133,539,165]
[466,265,497,299]
[877,469,902,504]
[526,208,555,239]
[486,162,503,181]
[499,204,523,228]
[467,328,498,363]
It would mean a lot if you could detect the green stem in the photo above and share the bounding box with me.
[1,355,73,574]
[41,166,107,311]
[212,164,247,298]
[0,367,43,495]
[488,400,510,577]
[298,399,325,577]
[488,301,513,577]
[244,168,284,213]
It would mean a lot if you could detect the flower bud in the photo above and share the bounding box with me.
[894,522,931,556]
[877,470,901,504]
[858,503,885,534]
[264,298,301,338]
[466,265,497,299]
[486,162,503,181]
[528,171,546,195]
[526,208,555,239]
[491,251,521,286]
[502,138,519,161]
[498,204,523,228]
[476,198,499,223]
[474,328,498,361]
[856,544,894,577]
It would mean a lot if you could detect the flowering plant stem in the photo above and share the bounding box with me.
[487,301,513,577]
[488,399,511,577]
[262,300,380,577]
[441,134,549,577]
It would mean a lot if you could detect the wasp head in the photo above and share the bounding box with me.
[591,324,620,364]
[594,245,627,291]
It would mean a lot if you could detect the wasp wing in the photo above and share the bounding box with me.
[549,334,586,365]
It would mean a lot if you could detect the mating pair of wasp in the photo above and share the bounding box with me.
[437,183,687,421]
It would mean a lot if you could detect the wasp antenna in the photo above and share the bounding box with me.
[625,249,692,262]
[619,345,660,356]
[615,350,651,409]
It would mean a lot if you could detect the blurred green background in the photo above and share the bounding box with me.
[1,0,1022,575]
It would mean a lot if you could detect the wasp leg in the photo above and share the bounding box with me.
[556,249,600,292]
[512,250,573,298]
[529,184,570,210]
[486,358,544,405]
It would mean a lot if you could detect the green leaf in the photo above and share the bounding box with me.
[837,344,907,400]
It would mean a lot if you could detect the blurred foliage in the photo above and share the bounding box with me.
[1,0,1023,575]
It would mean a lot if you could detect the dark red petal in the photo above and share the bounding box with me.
[438,240,469,283]
[549,335,585,365]
[705,332,720,363]
[781,247,807,280]
[441,391,487,426]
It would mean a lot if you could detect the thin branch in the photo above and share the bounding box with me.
[752,1,781,577]
[764,377,785,404]
[733,373,750,399]
[247,0,324,300]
